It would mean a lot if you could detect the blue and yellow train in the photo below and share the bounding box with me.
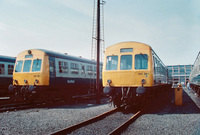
[189,51,200,96]
[8,49,102,102]
[0,55,15,95]
[102,42,171,107]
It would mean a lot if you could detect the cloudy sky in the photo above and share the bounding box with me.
[0,0,200,65]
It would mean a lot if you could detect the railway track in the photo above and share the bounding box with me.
[51,107,143,135]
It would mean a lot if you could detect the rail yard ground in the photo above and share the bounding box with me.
[0,88,200,135]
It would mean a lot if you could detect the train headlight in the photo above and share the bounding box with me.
[107,79,112,84]
[24,79,28,83]
[35,79,39,84]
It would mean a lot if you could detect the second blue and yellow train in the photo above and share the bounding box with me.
[102,42,172,107]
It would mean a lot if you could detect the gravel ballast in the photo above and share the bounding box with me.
[0,101,113,135]
[0,88,200,135]
[122,88,200,135]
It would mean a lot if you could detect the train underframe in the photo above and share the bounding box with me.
[8,84,101,103]
[104,84,172,109]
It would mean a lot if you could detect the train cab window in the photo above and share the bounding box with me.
[15,61,23,72]
[32,59,42,72]
[106,56,118,70]
[8,65,14,75]
[135,54,148,70]
[23,60,32,72]
[0,64,5,74]
[120,55,132,70]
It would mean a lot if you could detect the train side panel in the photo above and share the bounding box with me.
[0,56,15,95]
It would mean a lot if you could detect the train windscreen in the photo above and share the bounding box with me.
[120,55,132,70]
[106,56,118,70]
[23,60,32,72]
[135,54,148,70]
[32,59,42,72]
[15,61,23,72]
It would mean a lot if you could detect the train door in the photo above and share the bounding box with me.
[49,58,56,86]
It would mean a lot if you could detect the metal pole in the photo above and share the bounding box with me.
[96,0,100,104]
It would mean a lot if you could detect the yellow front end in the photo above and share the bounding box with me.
[13,49,49,86]
[102,42,154,88]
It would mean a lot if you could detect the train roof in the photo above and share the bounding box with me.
[0,55,16,63]
[36,49,101,65]
[107,41,151,49]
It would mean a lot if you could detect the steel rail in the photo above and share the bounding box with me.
[108,109,143,135]
[51,108,118,135]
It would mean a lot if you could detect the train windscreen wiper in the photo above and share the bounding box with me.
[140,53,148,60]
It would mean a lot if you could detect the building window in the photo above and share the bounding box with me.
[120,55,132,70]
[8,65,14,75]
[0,64,5,74]
[59,61,68,73]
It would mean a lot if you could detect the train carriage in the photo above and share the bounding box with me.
[9,49,102,102]
[189,51,200,96]
[0,55,15,95]
[102,42,171,107]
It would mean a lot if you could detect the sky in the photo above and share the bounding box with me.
[0,0,200,65]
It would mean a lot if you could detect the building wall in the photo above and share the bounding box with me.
[167,65,193,88]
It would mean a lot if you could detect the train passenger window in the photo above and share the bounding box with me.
[94,66,96,76]
[71,63,79,74]
[106,56,118,70]
[32,59,42,72]
[0,64,5,74]
[81,65,85,74]
[23,60,32,72]
[87,65,93,75]
[59,61,68,73]
[120,55,132,70]
[135,54,148,70]
[8,65,14,75]
[15,61,23,72]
